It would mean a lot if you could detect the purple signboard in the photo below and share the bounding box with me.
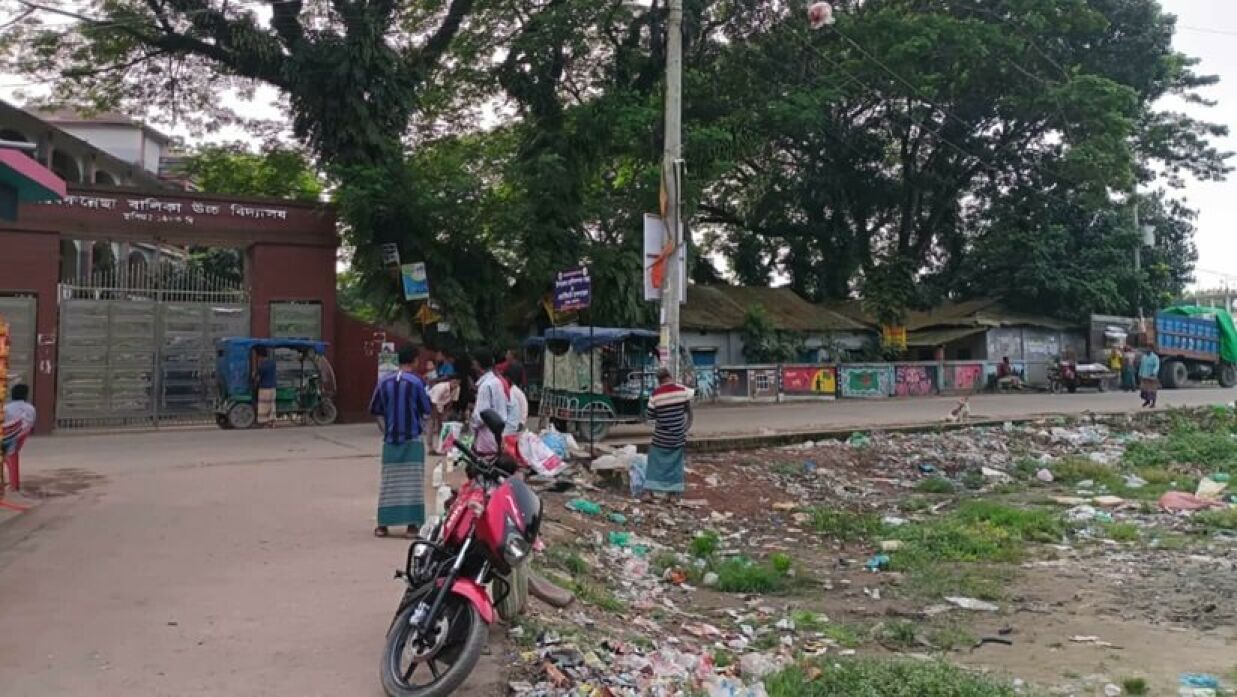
[553,267,591,312]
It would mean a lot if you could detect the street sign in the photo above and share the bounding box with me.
[554,266,592,312]
[401,262,429,301]
[380,243,401,266]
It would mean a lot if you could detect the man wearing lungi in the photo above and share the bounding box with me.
[370,345,433,538]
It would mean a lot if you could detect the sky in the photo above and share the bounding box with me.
[1,1,1235,288]
[1161,0,1237,289]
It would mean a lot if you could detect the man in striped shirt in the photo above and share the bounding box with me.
[643,368,694,498]
[369,345,432,538]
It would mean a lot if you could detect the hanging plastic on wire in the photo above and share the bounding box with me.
[808,2,835,30]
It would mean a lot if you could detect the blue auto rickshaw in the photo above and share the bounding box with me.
[214,337,337,429]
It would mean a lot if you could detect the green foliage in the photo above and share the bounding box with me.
[1122,678,1150,696]
[916,477,956,494]
[7,0,1228,333]
[1102,522,1141,542]
[764,658,1016,697]
[176,144,323,202]
[690,530,721,558]
[1195,507,1237,532]
[740,305,804,363]
[891,502,1064,565]
[713,556,792,594]
[809,509,883,542]
[1123,431,1237,472]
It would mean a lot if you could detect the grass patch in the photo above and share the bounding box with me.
[903,564,1012,602]
[690,530,721,557]
[878,620,920,649]
[1102,522,1141,542]
[651,551,680,576]
[764,658,1016,697]
[1195,507,1237,531]
[1122,677,1149,696]
[713,555,793,594]
[809,509,883,541]
[544,547,590,576]
[818,623,863,648]
[1051,456,1123,488]
[916,477,956,494]
[563,578,626,613]
[960,471,985,490]
[891,501,1065,566]
[1123,430,1237,472]
[927,623,977,651]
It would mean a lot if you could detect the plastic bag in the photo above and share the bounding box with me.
[540,428,569,460]
[437,421,463,455]
[519,431,565,477]
[629,455,647,497]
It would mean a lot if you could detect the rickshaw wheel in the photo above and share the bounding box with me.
[227,402,257,430]
[310,399,338,426]
[216,414,234,430]
[575,420,611,443]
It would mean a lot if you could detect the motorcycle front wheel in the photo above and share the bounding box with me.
[380,589,487,697]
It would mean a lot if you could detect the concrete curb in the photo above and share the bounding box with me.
[668,409,1143,454]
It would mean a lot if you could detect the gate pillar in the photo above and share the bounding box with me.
[246,243,337,361]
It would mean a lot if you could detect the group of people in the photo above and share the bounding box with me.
[1109,345,1163,408]
[367,344,695,537]
[367,345,530,538]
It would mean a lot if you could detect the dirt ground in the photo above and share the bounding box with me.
[510,412,1237,695]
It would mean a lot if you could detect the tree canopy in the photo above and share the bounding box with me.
[3,0,1228,339]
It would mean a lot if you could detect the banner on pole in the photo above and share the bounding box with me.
[554,266,592,312]
[401,262,429,301]
[643,214,686,303]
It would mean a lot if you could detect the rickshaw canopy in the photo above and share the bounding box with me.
[215,337,329,397]
[543,326,658,352]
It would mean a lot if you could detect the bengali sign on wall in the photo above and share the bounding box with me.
[841,366,893,398]
[781,366,837,398]
[948,364,985,392]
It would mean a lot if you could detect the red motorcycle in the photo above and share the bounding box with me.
[380,410,542,697]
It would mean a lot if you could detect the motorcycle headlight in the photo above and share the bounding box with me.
[502,533,532,567]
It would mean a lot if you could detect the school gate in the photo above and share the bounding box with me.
[0,186,339,433]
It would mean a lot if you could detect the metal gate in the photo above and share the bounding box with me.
[0,295,36,401]
[55,268,248,429]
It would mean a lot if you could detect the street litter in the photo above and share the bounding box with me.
[1196,477,1228,501]
[567,499,604,515]
[1037,468,1055,483]
[1159,491,1227,512]
[946,597,1000,612]
[865,554,891,572]
[1070,635,1122,648]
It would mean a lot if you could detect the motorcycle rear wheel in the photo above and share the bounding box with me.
[380,590,487,697]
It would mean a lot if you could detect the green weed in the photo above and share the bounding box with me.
[713,556,791,594]
[1051,457,1123,488]
[1102,522,1141,542]
[903,564,1012,602]
[891,501,1064,566]
[927,623,977,651]
[545,547,590,576]
[878,620,920,649]
[690,530,721,557]
[818,623,863,648]
[1123,431,1237,472]
[651,551,681,576]
[789,610,830,633]
[712,649,734,669]
[961,471,986,490]
[764,658,1016,697]
[1196,506,1237,531]
[808,509,882,542]
[916,477,956,494]
[769,552,793,575]
[1122,677,1150,696]
[564,578,626,613]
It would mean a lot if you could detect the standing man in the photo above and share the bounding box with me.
[1121,344,1138,392]
[643,369,694,499]
[1138,347,1162,409]
[370,345,432,538]
[254,346,278,427]
[471,351,511,457]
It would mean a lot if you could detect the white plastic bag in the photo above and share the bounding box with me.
[518,431,565,477]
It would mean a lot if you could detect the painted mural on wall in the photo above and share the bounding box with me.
[894,365,936,397]
[781,366,837,397]
[717,368,749,399]
[840,366,892,398]
[695,365,719,401]
[949,364,985,392]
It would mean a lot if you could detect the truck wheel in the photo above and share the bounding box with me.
[1161,361,1189,390]
[1219,364,1237,389]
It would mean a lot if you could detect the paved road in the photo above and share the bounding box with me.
[0,387,1233,696]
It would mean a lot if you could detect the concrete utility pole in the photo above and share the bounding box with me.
[660,0,684,379]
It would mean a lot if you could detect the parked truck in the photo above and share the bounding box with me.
[1144,306,1237,389]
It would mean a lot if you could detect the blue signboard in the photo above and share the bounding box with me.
[554,266,591,312]
[401,262,429,301]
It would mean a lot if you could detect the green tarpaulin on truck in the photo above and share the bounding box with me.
[1161,305,1237,364]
